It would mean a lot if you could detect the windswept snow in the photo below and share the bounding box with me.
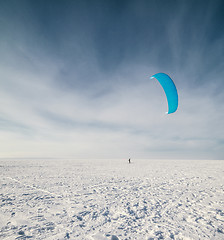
[0,159,223,239]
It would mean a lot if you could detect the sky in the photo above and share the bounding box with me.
[0,0,224,160]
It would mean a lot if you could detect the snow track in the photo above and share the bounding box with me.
[0,159,223,239]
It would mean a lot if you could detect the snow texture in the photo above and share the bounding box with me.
[0,159,224,239]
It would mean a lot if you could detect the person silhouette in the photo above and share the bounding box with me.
[128,158,131,164]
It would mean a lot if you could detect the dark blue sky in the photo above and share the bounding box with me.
[0,0,224,159]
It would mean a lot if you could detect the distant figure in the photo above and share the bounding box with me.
[128,158,131,164]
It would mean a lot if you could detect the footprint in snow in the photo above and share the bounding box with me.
[111,236,119,240]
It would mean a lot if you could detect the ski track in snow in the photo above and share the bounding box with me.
[0,159,224,240]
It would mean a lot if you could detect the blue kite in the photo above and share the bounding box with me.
[150,73,178,114]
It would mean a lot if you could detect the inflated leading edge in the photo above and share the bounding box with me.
[150,73,178,114]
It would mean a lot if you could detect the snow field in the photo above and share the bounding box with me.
[0,159,223,239]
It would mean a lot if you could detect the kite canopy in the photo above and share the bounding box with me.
[150,73,178,114]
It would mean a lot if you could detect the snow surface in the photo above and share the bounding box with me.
[0,159,224,240]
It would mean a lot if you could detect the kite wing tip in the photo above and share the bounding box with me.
[167,109,177,114]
